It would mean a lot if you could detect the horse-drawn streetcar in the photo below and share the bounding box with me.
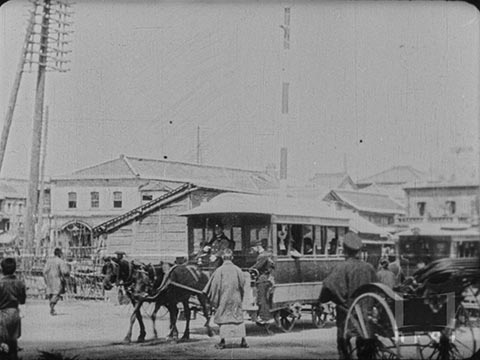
[180,192,352,331]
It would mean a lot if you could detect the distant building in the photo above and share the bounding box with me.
[323,188,405,226]
[48,155,278,260]
[0,178,28,234]
[402,181,479,223]
[356,165,428,205]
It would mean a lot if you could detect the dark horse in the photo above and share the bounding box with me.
[102,258,213,343]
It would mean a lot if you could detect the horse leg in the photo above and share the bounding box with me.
[136,301,147,342]
[199,294,214,337]
[180,299,191,341]
[167,303,179,341]
[150,301,162,339]
[124,301,141,343]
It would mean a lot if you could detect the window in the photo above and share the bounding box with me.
[113,191,122,208]
[142,194,153,202]
[445,201,456,215]
[417,202,426,216]
[91,192,99,208]
[18,203,23,214]
[68,192,77,208]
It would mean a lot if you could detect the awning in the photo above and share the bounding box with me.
[341,210,390,238]
[396,223,480,238]
[0,232,18,244]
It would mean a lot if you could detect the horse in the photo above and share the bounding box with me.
[102,257,214,343]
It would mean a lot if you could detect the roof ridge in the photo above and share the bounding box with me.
[125,155,270,175]
[69,157,124,175]
[122,155,140,177]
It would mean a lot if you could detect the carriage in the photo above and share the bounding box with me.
[180,192,359,331]
[342,256,480,359]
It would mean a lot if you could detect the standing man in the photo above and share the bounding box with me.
[203,249,248,349]
[204,224,235,267]
[376,259,396,288]
[43,248,70,315]
[387,255,405,286]
[0,258,26,360]
[249,239,275,325]
[319,232,377,359]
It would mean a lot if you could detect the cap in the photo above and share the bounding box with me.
[115,250,126,255]
[380,258,389,266]
[343,232,363,251]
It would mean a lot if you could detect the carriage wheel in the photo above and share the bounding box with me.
[343,292,400,359]
[312,304,328,328]
[416,304,477,360]
[274,308,298,332]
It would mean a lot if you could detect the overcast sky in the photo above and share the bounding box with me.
[0,0,479,184]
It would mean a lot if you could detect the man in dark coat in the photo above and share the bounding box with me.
[319,232,377,359]
[0,258,26,360]
[249,239,275,324]
[204,224,235,267]
[377,258,396,288]
[203,249,248,349]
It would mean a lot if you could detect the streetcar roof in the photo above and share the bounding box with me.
[180,192,350,225]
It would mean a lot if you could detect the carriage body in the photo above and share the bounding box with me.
[180,192,355,330]
[343,257,480,359]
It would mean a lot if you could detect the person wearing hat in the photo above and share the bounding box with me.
[113,250,126,262]
[376,258,396,289]
[43,248,70,316]
[249,239,275,325]
[319,232,377,359]
[204,224,235,267]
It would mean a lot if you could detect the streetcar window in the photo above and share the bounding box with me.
[314,226,325,255]
[290,224,303,253]
[326,227,338,255]
[232,227,242,250]
[193,227,205,254]
[277,224,289,256]
[302,225,314,255]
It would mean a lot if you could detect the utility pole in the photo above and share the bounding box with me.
[36,105,49,256]
[279,6,291,195]
[196,125,201,164]
[23,0,73,260]
[0,3,38,175]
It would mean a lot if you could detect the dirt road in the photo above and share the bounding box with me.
[18,299,339,359]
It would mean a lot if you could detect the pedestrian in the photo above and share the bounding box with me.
[0,257,26,360]
[387,255,405,286]
[376,258,396,288]
[319,232,377,359]
[249,239,275,325]
[43,248,70,315]
[203,248,248,349]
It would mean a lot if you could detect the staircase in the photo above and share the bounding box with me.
[92,182,194,237]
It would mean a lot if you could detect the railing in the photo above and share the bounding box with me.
[396,216,471,224]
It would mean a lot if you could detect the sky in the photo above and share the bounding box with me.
[0,0,479,185]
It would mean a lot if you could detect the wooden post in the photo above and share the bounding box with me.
[25,0,51,260]
[0,4,37,175]
[36,105,49,255]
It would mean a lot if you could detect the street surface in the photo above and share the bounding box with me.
[18,298,339,359]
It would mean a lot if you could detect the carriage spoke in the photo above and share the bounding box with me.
[354,303,369,338]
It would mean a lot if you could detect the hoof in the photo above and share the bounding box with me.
[137,337,145,343]
[207,329,214,337]
[123,338,131,344]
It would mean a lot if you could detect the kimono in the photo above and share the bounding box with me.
[43,256,70,296]
[203,260,246,339]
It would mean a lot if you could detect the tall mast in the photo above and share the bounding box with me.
[0,3,38,175]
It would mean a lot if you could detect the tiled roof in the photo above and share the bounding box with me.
[53,155,278,193]
[357,166,426,185]
[308,172,354,189]
[403,180,479,190]
[325,189,405,215]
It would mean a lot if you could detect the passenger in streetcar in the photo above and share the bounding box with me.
[249,239,275,325]
[319,232,377,360]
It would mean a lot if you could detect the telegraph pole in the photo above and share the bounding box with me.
[279,6,291,195]
[0,3,38,175]
[36,105,50,255]
[196,125,201,164]
[22,0,73,259]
